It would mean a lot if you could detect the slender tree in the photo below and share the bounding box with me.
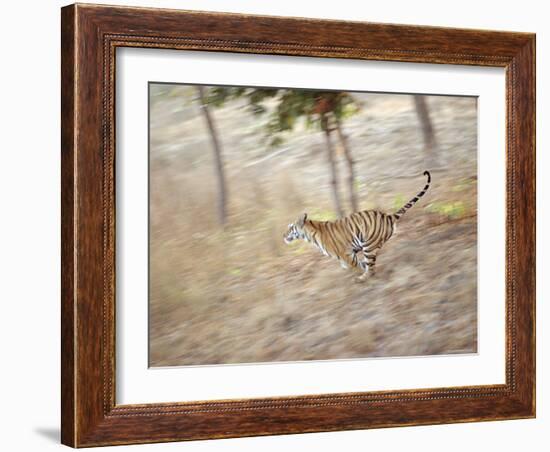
[197,86,228,226]
[334,115,358,213]
[413,95,438,167]
[321,113,344,218]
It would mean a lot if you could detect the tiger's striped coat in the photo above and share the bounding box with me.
[283,171,431,278]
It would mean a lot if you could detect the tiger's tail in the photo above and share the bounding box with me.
[393,171,431,221]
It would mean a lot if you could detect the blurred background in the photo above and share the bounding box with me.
[148,83,477,367]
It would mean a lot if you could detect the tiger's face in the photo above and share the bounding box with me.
[283,223,302,244]
[283,213,307,244]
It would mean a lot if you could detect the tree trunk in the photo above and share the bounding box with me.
[334,115,358,213]
[413,95,438,167]
[322,116,344,218]
[197,86,228,226]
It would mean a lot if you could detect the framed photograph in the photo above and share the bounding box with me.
[61,3,535,447]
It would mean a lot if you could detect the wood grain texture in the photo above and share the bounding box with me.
[60,3,536,447]
[60,5,76,446]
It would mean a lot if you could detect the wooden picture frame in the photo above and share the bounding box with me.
[61,3,535,447]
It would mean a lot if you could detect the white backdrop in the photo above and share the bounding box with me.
[117,49,505,404]
[0,0,545,451]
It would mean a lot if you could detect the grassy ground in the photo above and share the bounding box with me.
[148,85,478,366]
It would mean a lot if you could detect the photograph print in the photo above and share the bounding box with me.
[148,83,478,367]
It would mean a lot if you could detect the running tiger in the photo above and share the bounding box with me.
[283,171,431,279]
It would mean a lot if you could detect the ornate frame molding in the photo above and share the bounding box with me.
[61,4,535,447]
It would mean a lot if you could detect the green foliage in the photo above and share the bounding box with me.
[227,268,242,276]
[199,86,362,148]
[332,94,362,120]
[426,201,467,219]
[392,194,406,211]
[268,136,285,148]
[204,86,278,108]
[309,208,338,221]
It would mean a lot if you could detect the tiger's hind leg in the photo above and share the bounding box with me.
[357,252,377,281]
[366,253,377,276]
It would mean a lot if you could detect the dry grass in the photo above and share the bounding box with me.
[148,85,478,366]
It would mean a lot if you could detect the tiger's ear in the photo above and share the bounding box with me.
[297,213,307,227]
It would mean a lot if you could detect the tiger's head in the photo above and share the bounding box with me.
[283,213,308,244]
